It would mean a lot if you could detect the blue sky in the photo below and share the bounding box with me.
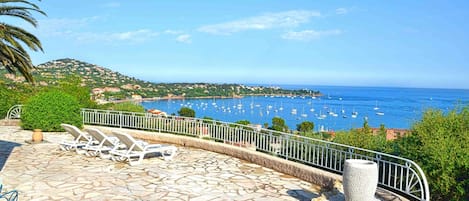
[23,0,469,89]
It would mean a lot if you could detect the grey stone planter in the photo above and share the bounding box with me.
[343,159,378,201]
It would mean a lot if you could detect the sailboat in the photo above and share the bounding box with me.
[291,108,297,115]
[351,108,358,118]
[279,101,284,111]
[373,101,380,110]
[300,107,308,118]
[317,110,327,119]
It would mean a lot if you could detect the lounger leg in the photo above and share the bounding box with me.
[163,147,177,161]
[129,155,143,166]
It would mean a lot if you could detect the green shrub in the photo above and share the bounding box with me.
[0,82,37,118]
[0,85,20,118]
[108,102,145,113]
[271,116,288,132]
[178,107,195,117]
[235,120,251,125]
[21,90,82,131]
[394,107,469,200]
[297,121,314,133]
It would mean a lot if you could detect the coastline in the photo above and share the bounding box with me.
[106,93,324,104]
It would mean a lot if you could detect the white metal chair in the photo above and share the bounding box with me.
[0,178,18,201]
[110,131,177,166]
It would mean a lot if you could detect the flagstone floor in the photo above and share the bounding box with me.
[0,126,345,201]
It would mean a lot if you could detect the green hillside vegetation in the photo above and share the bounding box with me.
[0,58,320,101]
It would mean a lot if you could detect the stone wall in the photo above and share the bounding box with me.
[0,119,20,126]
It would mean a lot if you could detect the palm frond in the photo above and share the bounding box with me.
[0,0,44,83]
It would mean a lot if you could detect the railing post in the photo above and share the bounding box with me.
[119,111,122,128]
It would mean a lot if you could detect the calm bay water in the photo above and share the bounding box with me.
[140,86,469,131]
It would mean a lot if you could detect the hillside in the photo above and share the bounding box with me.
[0,58,320,101]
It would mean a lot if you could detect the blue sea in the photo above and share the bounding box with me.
[140,85,469,131]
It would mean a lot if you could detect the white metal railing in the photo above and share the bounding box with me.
[6,105,429,200]
[81,108,429,201]
[5,105,22,119]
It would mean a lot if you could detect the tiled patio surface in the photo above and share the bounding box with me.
[0,126,345,201]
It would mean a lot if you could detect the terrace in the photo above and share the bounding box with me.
[0,105,429,200]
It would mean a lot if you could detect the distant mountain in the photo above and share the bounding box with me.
[0,58,320,100]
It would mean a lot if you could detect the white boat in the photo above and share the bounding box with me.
[291,109,297,115]
[317,111,326,119]
[301,113,308,118]
[374,101,380,110]
[351,108,358,118]
[376,112,384,116]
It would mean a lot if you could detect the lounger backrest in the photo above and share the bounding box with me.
[85,128,116,147]
[61,124,87,141]
[112,131,145,151]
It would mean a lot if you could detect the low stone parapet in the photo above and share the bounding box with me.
[0,119,20,126]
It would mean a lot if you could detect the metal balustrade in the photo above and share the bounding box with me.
[81,108,429,201]
[5,105,430,200]
[5,105,22,119]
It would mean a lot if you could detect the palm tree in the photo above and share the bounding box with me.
[0,0,45,83]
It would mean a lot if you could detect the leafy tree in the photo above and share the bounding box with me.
[235,120,250,125]
[56,76,97,108]
[178,107,195,117]
[202,116,214,123]
[363,119,372,134]
[379,124,386,136]
[271,116,288,132]
[333,120,390,153]
[297,121,314,133]
[0,0,46,82]
[394,107,469,200]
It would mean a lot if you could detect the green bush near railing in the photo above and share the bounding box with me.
[21,90,82,131]
[0,85,20,119]
[394,107,469,201]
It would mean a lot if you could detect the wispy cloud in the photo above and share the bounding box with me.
[176,34,192,44]
[281,29,341,41]
[335,8,349,15]
[102,2,120,8]
[164,29,183,35]
[34,16,102,37]
[198,10,321,35]
[76,29,159,43]
[110,29,159,42]
[33,17,159,44]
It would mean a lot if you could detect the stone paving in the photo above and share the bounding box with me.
[0,126,345,201]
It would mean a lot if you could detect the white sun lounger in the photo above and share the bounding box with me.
[60,124,93,152]
[110,131,177,166]
[83,128,120,159]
